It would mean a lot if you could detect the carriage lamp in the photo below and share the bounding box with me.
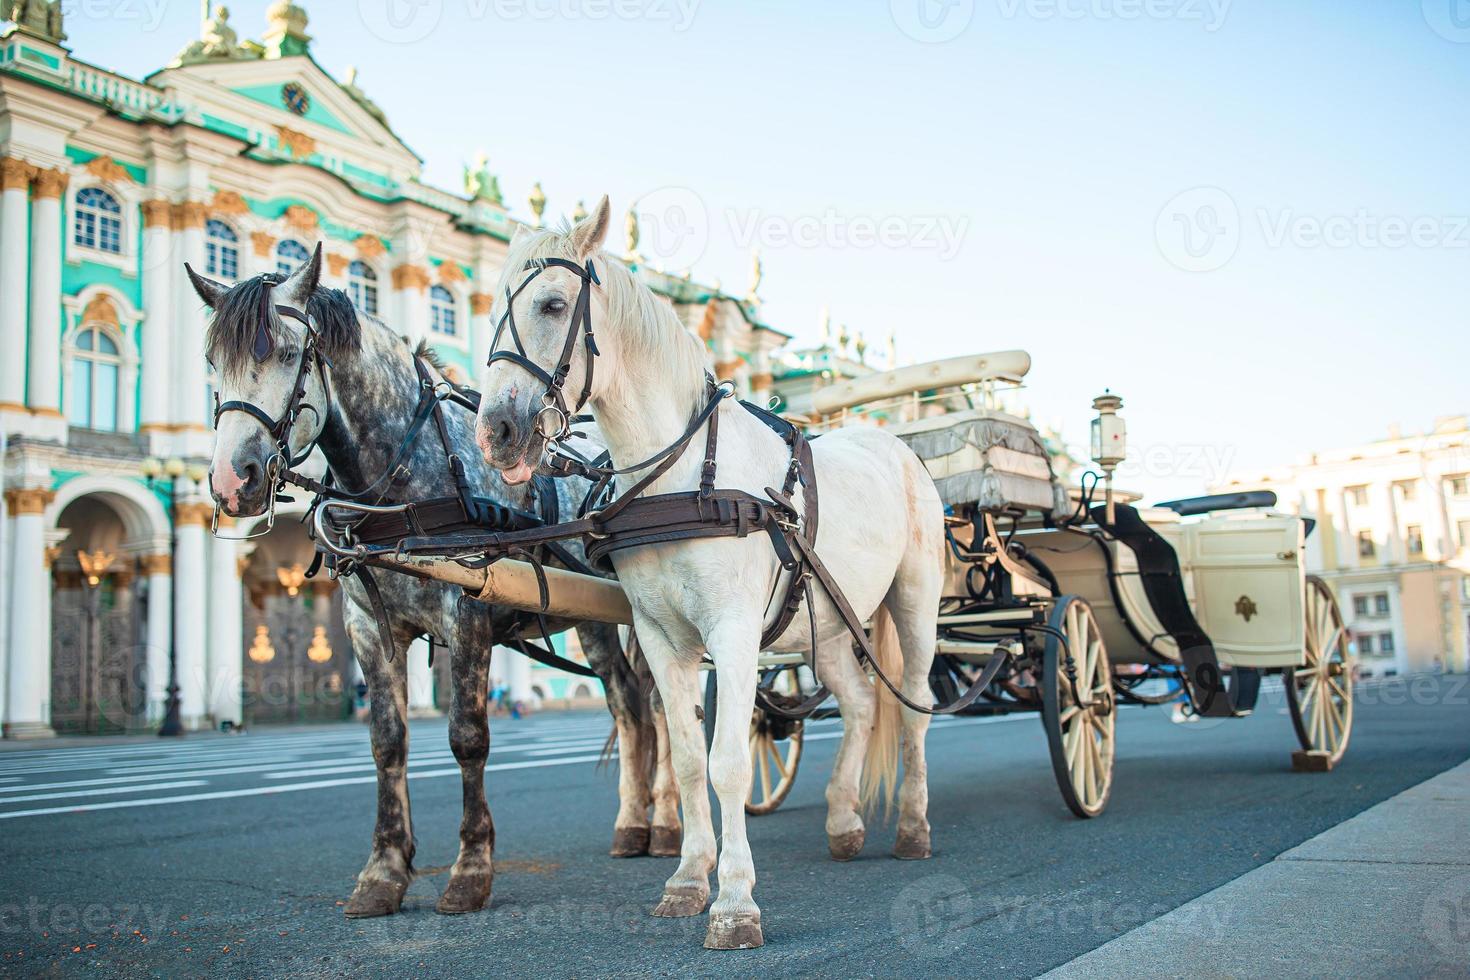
[306,626,333,664]
[1090,392,1126,523]
[163,457,186,478]
[77,549,115,587]
[140,456,163,479]
[248,625,276,664]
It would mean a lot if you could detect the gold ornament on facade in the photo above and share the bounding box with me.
[210,189,249,216]
[142,199,172,228]
[170,201,206,230]
[326,253,350,277]
[469,292,493,316]
[355,234,386,259]
[251,231,277,257]
[391,263,431,292]
[276,126,316,159]
[83,156,132,185]
[248,625,276,664]
[277,563,307,597]
[174,502,215,527]
[624,207,640,260]
[283,203,318,232]
[746,249,763,302]
[235,554,251,579]
[80,294,121,327]
[76,549,115,587]
[32,168,70,200]
[854,332,868,364]
[43,544,63,570]
[696,296,718,341]
[306,625,333,664]
[715,359,741,381]
[5,487,56,515]
[437,262,467,285]
[572,200,588,223]
[0,157,37,192]
[750,372,774,392]
[528,181,546,226]
[139,553,172,577]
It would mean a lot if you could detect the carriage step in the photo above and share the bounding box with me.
[1292,749,1335,772]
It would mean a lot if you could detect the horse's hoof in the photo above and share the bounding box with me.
[343,878,407,918]
[893,828,932,860]
[435,870,493,914]
[652,885,708,918]
[610,825,650,858]
[649,825,682,857]
[704,911,764,950]
[827,829,865,862]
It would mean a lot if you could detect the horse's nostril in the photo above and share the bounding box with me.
[496,419,512,444]
[239,460,261,492]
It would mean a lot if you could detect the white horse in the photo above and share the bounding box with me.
[475,198,945,950]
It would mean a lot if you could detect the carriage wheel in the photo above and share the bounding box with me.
[702,668,806,816]
[1041,596,1116,818]
[1285,575,1353,764]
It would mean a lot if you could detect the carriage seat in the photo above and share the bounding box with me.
[887,408,1070,518]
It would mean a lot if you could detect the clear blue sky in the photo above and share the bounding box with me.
[52,0,1470,498]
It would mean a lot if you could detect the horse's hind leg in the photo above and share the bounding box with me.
[648,696,682,857]
[343,607,415,918]
[438,597,496,914]
[884,537,942,860]
[814,634,878,861]
[579,623,652,856]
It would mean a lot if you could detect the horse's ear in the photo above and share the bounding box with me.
[185,263,227,309]
[567,194,610,260]
[279,241,323,307]
[509,222,534,250]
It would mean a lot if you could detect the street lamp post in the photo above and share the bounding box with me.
[141,455,210,737]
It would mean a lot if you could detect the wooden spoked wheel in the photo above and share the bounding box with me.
[1285,575,1353,764]
[702,667,806,816]
[1041,596,1116,818]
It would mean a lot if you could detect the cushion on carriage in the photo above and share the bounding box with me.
[888,408,1069,517]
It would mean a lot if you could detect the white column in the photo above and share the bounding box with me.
[407,636,436,715]
[0,159,32,410]
[206,522,243,727]
[508,646,534,704]
[173,499,210,729]
[392,264,430,343]
[4,488,55,737]
[172,204,209,431]
[139,200,174,434]
[26,170,66,417]
[470,291,493,369]
[142,552,172,723]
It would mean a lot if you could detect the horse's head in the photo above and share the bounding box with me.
[190,243,336,517]
[477,195,612,485]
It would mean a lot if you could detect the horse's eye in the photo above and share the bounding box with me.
[542,297,567,316]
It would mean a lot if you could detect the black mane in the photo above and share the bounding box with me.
[205,274,363,374]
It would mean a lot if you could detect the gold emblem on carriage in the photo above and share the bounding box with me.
[1234,595,1258,622]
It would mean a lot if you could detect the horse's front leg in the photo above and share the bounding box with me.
[639,625,716,918]
[343,606,415,918]
[438,598,496,913]
[704,619,764,950]
[579,623,652,856]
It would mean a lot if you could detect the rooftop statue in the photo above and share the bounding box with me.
[7,0,66,42]
[343,66,389,127]
[463,151,503,206]
[173,4,256,66]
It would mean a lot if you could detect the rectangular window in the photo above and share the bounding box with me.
[1395,480,1418,502]
[1347,486,1369,507]
[1459,520,1470,551]
[1358,633,1374,654]
[1449,475,1469,497]
[1374,593,1390,617]
[1379,632,1395,654]
[68,359,92,427]
[1357,530,1376,558]
[1406,525,1424,555]
[74,210,97,249]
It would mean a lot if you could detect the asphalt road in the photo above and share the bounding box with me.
[1,674,1467,978]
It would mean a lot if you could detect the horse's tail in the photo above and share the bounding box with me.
[860,602,904,816]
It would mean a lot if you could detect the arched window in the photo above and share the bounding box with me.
[69,326,121,431]
[348,261,378,315]
[206,220,239,279]
[429,285,457,336]
[276,238,310,276]
[74,188,122,254]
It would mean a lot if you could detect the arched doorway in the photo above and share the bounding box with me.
[49,496,148,733]
[240,520,354,725]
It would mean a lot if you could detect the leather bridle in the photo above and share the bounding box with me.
[211,275,333,538]
[486,257,601,445]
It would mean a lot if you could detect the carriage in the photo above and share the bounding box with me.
[313,347,1353,820]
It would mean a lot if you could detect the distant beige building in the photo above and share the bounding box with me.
[1216,416,1470,676]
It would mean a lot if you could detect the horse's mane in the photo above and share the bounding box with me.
[497,225,710,392]
[205,276,363,376]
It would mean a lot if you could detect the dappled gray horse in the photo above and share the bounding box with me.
[190,245,678,919]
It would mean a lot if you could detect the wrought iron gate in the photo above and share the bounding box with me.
[50,576,145,734]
